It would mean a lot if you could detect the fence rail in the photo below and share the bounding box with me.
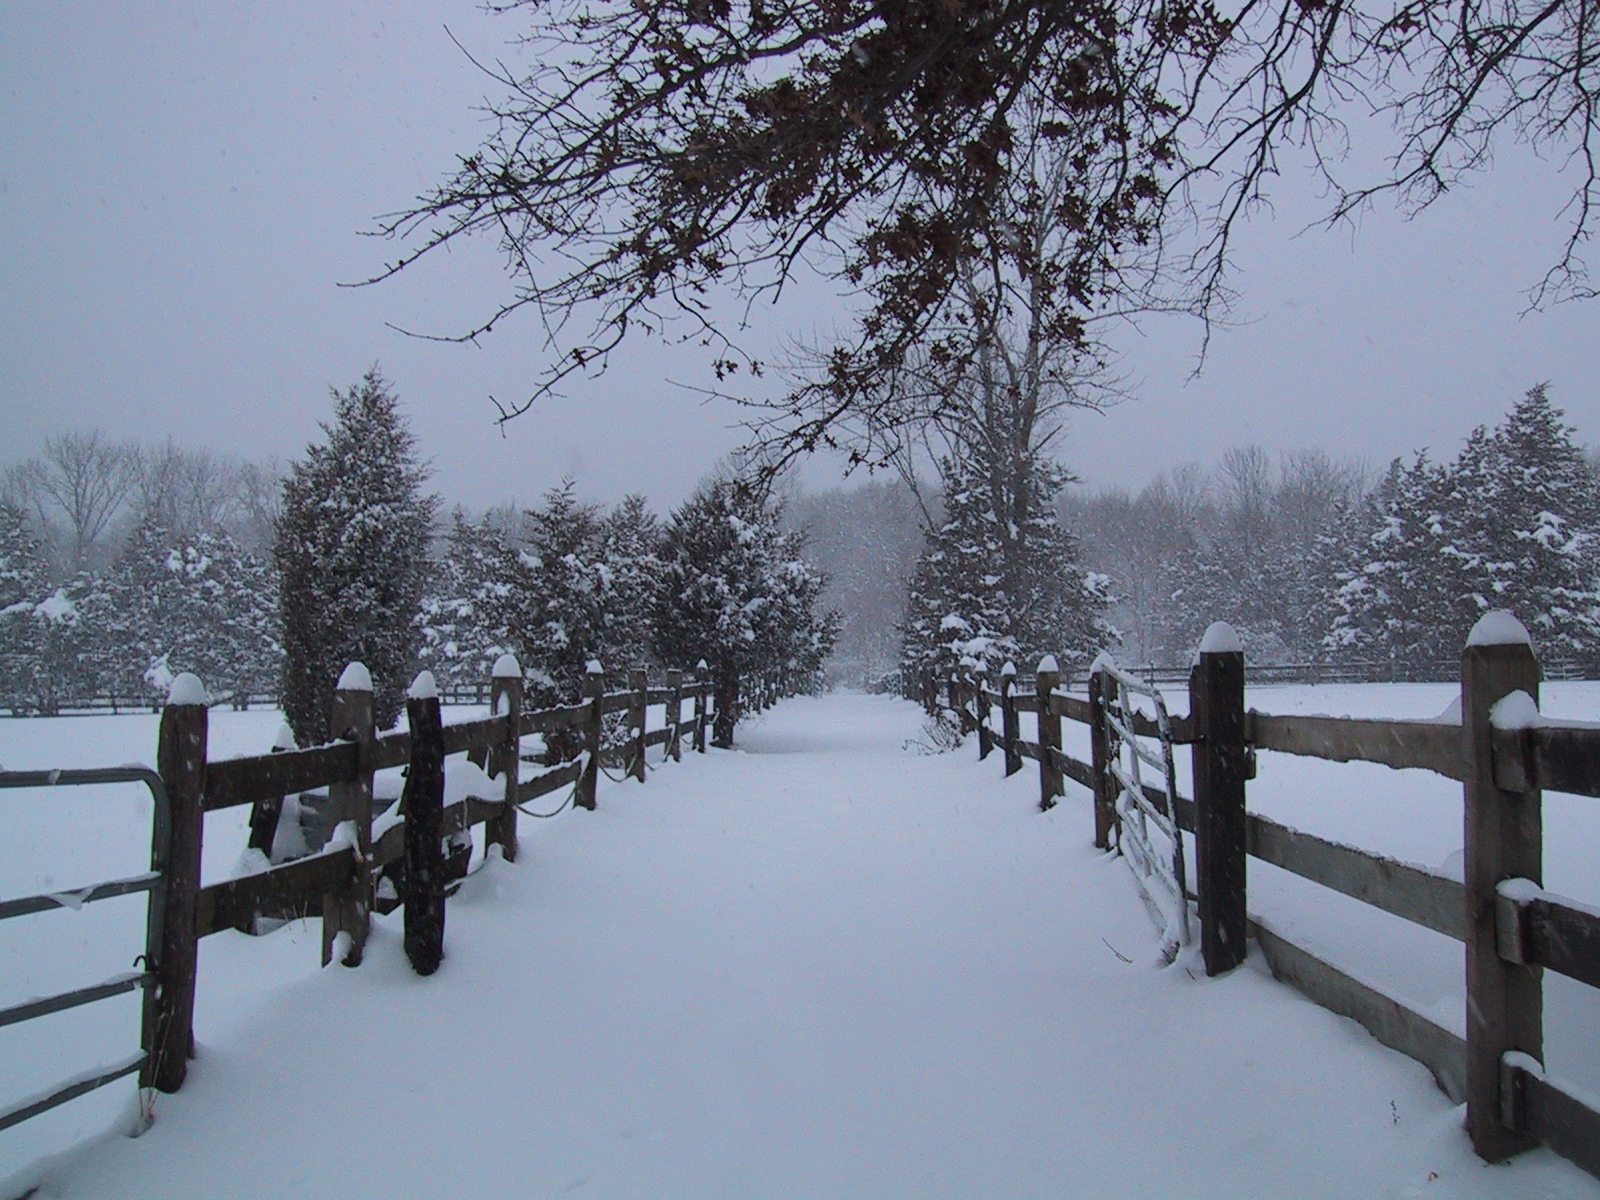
[922,618,1600,1179]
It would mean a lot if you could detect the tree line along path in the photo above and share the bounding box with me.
[25,692,1598,1199]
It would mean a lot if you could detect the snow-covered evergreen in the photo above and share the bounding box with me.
[654,480,835,746]
[903,451,1110,684]
[1329,386,1600,670]
[275,368,438,743]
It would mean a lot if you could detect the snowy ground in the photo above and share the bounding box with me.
[2,689,1598,1198]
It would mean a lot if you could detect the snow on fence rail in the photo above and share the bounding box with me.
[920,614,1600,1180]
[0,656,823,1135]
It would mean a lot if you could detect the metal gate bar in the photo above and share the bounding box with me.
[0,767,169,1134]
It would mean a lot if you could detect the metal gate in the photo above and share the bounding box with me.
[1096,660,1191,962]
[0,768,169,1132]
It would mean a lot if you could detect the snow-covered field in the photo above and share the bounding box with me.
[1,687,1597,1198]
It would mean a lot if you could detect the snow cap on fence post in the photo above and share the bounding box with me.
[166,672,209,707]
[407,670,439,700]
[1001,660,1017,678]
[335,661,373,692]
[492,653,522,679]
[696,658,709,673]
[586,658,604,675]
[1198,621,1243,655]
[1466,609,1532,648]
[272,722,296,752]
[1037,654,1059,675]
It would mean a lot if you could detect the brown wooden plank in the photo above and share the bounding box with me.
[522,702,589,734]
[1517,1066,1600,1180]
[644,687,675,704]
[368,729,411,771]
[643,727,672,748]
[518,760,582,804]
[441,796,502,838]
[1046,746,1096,792]
[1247,815,1466,941]
[373,820,404,869]
[196,847,355,938]
[1493,724,1600,798]
[441,715,507,758]
[600,692,634,716]
[1050,693,1093,725]
[1519,894,1600,989]
[1249,712,1464,779]
[1016,740,1043,763]
[204,742,358,811]
[1011,693,1040,714]
[1252,917,1466,1103]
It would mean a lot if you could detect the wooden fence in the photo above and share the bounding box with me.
[927,620,1600,1178]
[135,656,768,1094]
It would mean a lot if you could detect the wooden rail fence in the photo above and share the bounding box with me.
[926,614,1600,1179]
[147,655,763,1090]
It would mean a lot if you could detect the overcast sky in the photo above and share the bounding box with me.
[4,3,1598,514]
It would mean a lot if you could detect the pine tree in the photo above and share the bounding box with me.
[902,451,1111,685]
[1326,455,1479,671]
[419,509,524,691]
[654,479,834,746]
[1453,385,1600,665]
[275,368,438,744]
[0,502,47,711]
[513,482,609,710]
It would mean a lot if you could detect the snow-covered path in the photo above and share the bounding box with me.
[20,694,1600,1198]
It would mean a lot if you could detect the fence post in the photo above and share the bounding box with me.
[488,654,522,863]
[976,668,993,760]
[1191,623,1248,977]
[1000,661,1021,777]
[404,672,446,976]
[694,659,710,753]
[323,663,374,968]
[628,667,649,781]
[147,673,208,1093]
[577,662,604,810]
[1036,656,1063,811]
[1088,666,1116,850]
[666,668,684,762]
[1462,611,1543,1161]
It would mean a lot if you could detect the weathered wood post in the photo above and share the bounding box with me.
[1088,665,1117,850]
[323,662,375,968]
[147,672,208,1093]
[576,661,604,810]
[1461,611,1543,1161]
[1036,656,1064,811]
[628,667,649,781]
[1000,661,1021,777]
[403,671,447,976]
[666,668,684,762]
[694,659,710,753]
[1191,622,1248,977]
[975,668,993,761]
[488,654,522,863]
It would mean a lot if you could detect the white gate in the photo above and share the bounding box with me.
[1096,658,1191,961]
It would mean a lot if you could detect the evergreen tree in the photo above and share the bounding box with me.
[419,509,524,691]
[275,368,438,744]
[1326,455,1480,671]
[1453,385,1600,664]
[512,482,609,710]
[655,480,834,746]
[0,502,47,711]
[902,451,1111,685]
